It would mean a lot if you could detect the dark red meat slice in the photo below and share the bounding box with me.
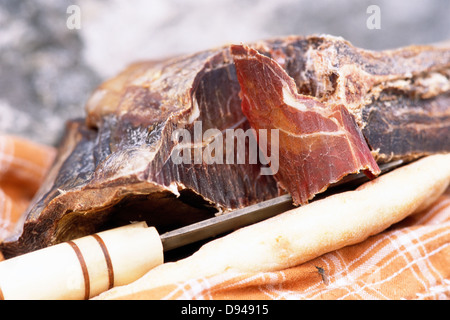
[231,44,381,205]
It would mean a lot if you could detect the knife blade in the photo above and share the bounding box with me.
[159,159,404,252]
[160,193,295,252]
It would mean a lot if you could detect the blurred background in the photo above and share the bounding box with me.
[0,0,449,145]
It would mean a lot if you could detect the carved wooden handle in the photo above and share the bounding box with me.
[0,222,163,299]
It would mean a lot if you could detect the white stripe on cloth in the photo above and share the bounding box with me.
[416,198,450,225]
[338,229,450,299]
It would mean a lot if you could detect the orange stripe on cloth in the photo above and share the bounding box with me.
[0,135,56,244]
[108,189,450,300]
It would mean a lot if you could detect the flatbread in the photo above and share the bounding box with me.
[95,153,450,299]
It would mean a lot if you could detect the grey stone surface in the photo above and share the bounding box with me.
[0,0,449,145]
[0,0,100,145]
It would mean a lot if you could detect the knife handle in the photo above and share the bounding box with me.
[0,222,163,300]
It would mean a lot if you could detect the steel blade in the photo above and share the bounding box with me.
[159,159,403,252]
[160,194,294,251]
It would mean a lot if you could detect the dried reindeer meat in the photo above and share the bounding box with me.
[1,35,449,257]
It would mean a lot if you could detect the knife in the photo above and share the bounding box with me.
[0,160,403,300]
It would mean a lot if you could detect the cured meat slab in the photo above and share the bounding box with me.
[230,37,449,204]
[1,35,449,257]
[231,44,380,205]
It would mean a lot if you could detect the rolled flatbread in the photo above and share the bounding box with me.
[95,153,450,299]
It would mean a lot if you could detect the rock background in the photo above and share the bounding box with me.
[0,0,449,145]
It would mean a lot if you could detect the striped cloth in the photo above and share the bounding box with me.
[0,135,56,247]
[107,189,450,300]
[0,134,449,299]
